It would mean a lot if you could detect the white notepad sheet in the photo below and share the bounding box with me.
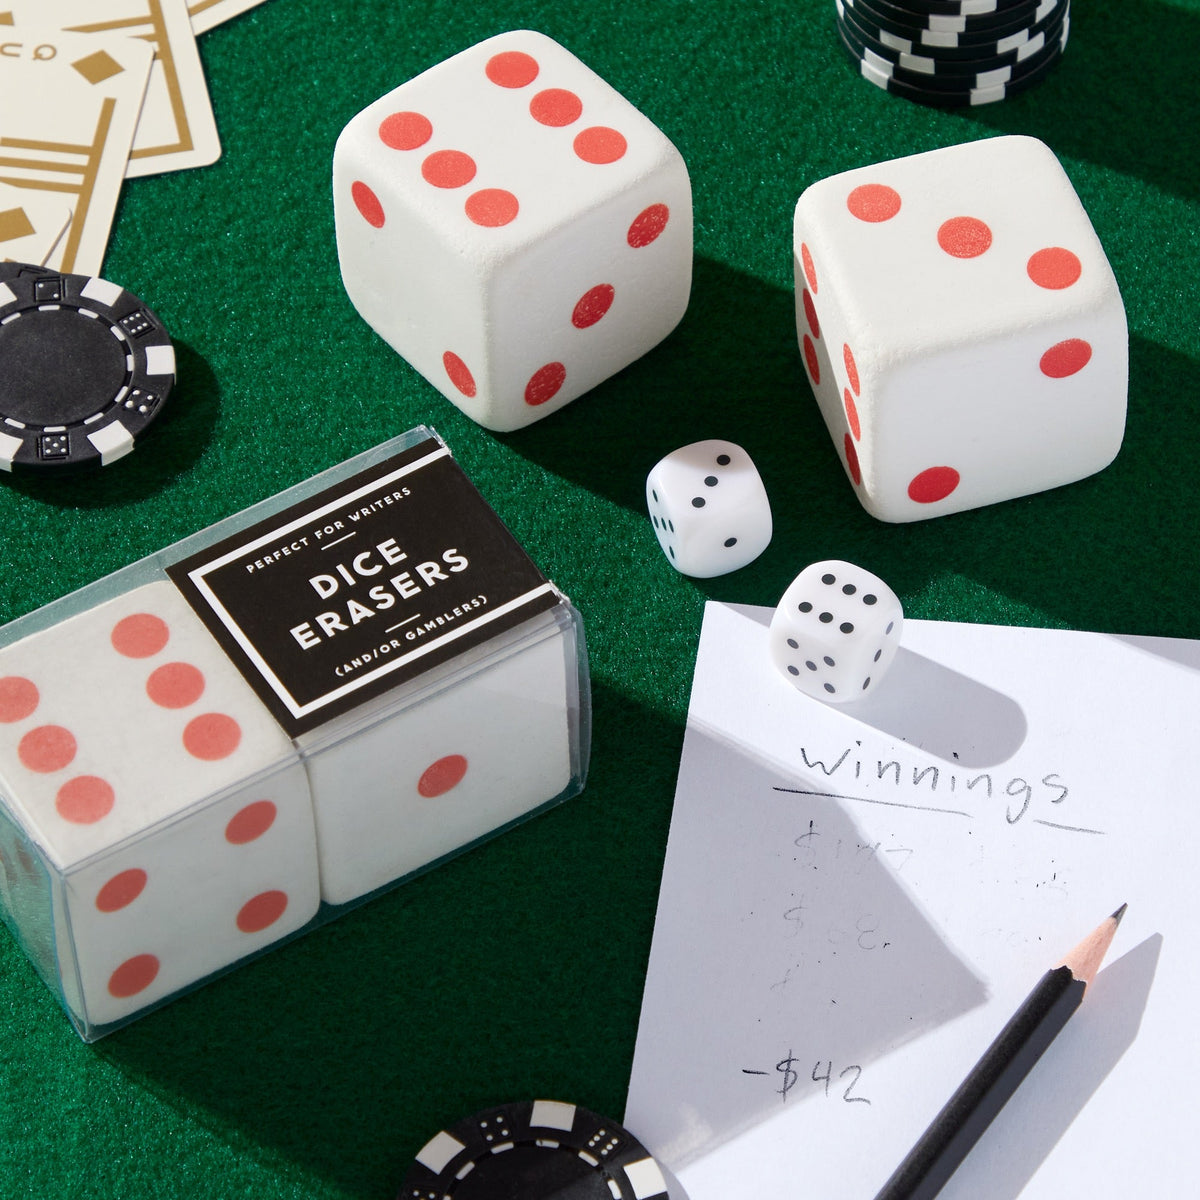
[626,602,1194,1199]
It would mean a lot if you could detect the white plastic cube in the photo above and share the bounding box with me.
[769,561,903,703]
[0,582,318,1029]
[793,135,1127,522]
[645,440,772,577]
[302,611,579,905]
[333,29,693,431]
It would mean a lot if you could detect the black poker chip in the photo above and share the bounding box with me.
[399,1100,670,1200]
[838,3,1066,91]
[842,0,1064,59]
[834,0,1068,105]
[837,20,1065,105]
[840,3,1062,75]
[0,261,175,471]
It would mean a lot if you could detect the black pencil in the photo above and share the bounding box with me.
[873,904,1127,1200]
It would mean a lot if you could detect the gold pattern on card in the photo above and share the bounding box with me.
[72,50,125,85]
[0,96,115,272]
[0,206,35,242]
[61,2,193,160]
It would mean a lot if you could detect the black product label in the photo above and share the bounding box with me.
[167,437,559,736]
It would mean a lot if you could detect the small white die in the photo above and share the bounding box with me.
[769,560,903,702]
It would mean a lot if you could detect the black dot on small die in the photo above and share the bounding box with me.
[819,612,833,624]
[787,638,799,649]
[692,497,705,508]
[724,537,737,547]
[652,515,660,528]
[669,546,676,558]
[821,573,836,586]
[886,621,895,635]
[873,649,882,662]
[824,683,836,694]
[840,622,854,634]
[704,475,718,487]
[862,677,871,690]
[863,594,878,606]
[805,660,817,671]
[798,601,813,613]
[716,454,731,465]
[823,656,835,667]
[668,520,675,532]
[842,583,856,595]
[787,665,799,676]
[652,490,659,502]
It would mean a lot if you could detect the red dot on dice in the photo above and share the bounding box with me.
[801,243,818,293]
[627,203,669,248]
[572,284,615,328]
[236,890,289,934]
[146,662,205,710]
[574,126,626,164]
[56,775,115,824]
[908,466,961,503]
[486,50,539,88]
[111,612,169,659]
[417,754,469,797]
[1027,247,1082,290]
[844,434,862,486]
[530,88,582,126]
[225,799,277,845]
[443,351,478,396]
[351,181,385,229]
[802,289,820,338]
[19,724,76,773]
[844,388,861,441]
[0,675,38,723]
[843,344,860,395]
[378,110,433,151]
[108,953,159,999]
[525,362,566,405]
[422,149,477,189]
[183,713,242,761]
[465,188,519,227]
[803,334,820,384]
[1040,338,1093,378]
[937,216,992,259]
[847,183,901,223]
[95,868,148,913]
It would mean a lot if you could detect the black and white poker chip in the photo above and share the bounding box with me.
[840,0,1065,57]
[399,1100,670,1200]
[839,3,1066,91]
[835,0,1068,105]
[0,261,175,471]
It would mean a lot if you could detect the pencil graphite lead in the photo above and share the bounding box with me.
[1061,905,1127,988]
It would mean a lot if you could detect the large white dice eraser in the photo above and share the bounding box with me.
[334,29,693,431]
[793,135,1127,522]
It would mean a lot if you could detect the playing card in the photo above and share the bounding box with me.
[0,28,152,272]
[2,0,221,177]
[0,181,73,265]
[187,0,271,35]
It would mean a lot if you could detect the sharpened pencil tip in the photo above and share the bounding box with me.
[1112,903,1128,924]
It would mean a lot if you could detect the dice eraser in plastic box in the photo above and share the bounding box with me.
[0,428,590,1040]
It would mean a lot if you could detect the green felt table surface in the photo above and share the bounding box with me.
[2,0,1198,1195]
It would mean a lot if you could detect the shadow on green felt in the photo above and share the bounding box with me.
[93,677,681,1200]
[503,250,1200,642]
[964,0,1200,205]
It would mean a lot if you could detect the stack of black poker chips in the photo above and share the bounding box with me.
[834,0,1070,107]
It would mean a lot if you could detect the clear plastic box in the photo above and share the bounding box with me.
[0,428,590,1039]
